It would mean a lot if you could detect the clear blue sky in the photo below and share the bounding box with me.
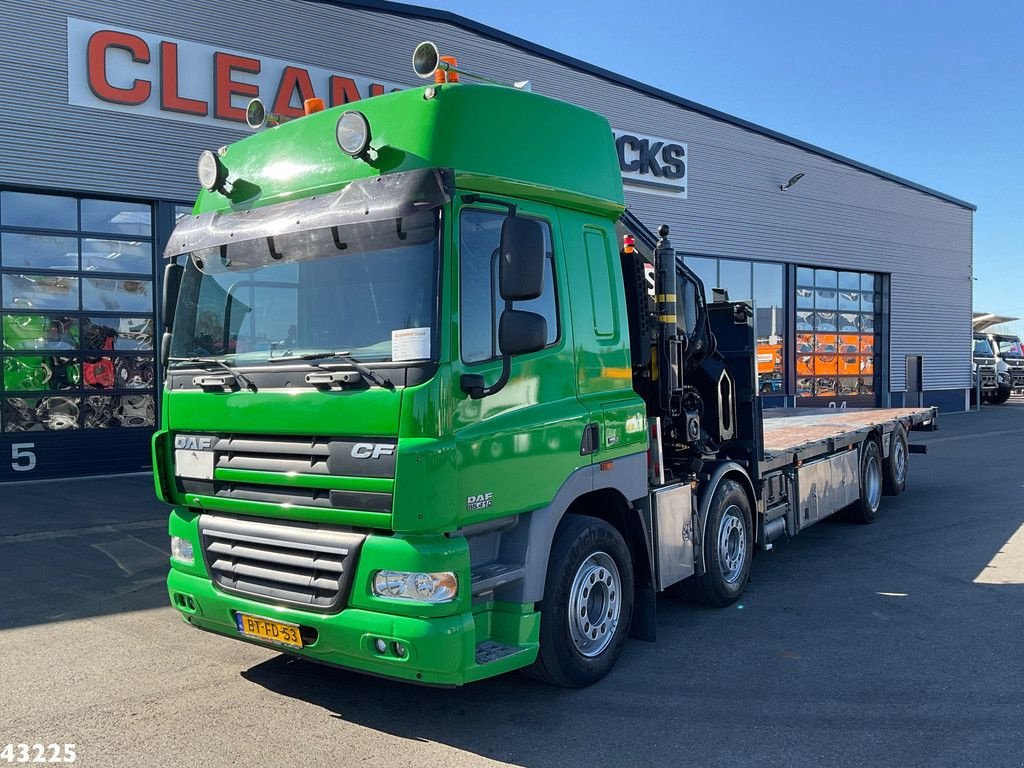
[421,0,1024,334]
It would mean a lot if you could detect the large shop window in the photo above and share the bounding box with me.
[0,191,156,432]
[796,267,880,401]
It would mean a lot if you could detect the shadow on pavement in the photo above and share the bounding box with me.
[0,474,170,630]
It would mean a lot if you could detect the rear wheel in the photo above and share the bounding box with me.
[883,424,908,496]
[849,437,883,524]
[675,479,753,607]
[526,515,634,688]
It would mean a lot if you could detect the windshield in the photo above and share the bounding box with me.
[995,337,1024,358]
[974,338,994,356]
[169,209,440,364]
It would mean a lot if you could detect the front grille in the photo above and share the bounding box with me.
[198,513,365,612]
[176,433,396,514]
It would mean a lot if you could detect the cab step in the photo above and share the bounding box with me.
[470,562,524,596]
[475,640,522,665]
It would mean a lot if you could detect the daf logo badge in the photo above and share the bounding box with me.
[351,443,395,459]
[174,435,213,451]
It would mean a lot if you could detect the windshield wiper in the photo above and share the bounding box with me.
[266,351,395,390]
[169,356,258,392]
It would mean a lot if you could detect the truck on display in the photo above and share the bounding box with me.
[990,334,1024,396]
[972,314,1020,404]
[155,44,937,688]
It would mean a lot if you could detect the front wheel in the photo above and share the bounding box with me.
[675,479,753,607]
[990,387,1012,404]
[526,515,634,688]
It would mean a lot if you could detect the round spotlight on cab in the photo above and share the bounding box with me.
[336,110,371,157]
[197,150,226,192]
[245,98,267,129]
[412,41,440,79]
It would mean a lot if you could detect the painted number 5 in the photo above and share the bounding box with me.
[12,442,36,472]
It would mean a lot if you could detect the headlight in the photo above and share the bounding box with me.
[336,110,371,157]
[372,570,458,603]
[171,536,194,565]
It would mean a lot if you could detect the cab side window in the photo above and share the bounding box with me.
[459,208,559,364]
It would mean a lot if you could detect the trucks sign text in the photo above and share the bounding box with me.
[613,129,688,198]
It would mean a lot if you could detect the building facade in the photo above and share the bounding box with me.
[0,0,974,481]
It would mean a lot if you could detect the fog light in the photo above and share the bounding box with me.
[373,638,388,655]
[336,111,371,157]
[392,641,407,658]
[170,536,194,565]
[372,570,458,603]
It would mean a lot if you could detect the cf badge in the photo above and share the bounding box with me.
[351,443,396,459]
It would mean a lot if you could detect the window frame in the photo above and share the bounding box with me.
[457,204,562,367]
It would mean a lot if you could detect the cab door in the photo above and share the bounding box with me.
[450,197,589,526]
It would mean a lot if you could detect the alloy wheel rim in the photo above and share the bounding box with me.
[717,505,747,584]
[894,439,907,484]
[568,551,621,658]
[866,453,882,510]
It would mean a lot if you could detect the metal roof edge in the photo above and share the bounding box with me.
[312,0,977,212]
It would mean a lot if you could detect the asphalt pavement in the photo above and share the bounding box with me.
[1,401,1023,768]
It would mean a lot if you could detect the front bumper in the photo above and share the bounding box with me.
[169,568,477,685]
[166,507,539,685]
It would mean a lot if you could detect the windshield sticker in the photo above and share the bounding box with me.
[392,327,430,362]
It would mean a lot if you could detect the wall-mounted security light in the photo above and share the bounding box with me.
[779,172,805,192]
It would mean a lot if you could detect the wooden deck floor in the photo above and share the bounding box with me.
[761,407,933,455]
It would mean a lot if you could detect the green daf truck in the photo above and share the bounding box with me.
[155,43,936,687]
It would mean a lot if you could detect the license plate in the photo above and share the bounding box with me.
[235,613,303,649]
[175,449,214,480]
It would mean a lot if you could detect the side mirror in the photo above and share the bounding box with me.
[499,217,545,301]
[162,262,184,330]
[499,310,547,356]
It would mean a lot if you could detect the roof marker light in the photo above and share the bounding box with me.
[304,97,325,116]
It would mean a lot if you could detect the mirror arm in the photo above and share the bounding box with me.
[461,299,514,399]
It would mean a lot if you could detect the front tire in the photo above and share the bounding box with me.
[990,387,1012,404]
[526,515,634,688]
[676,479,753,607]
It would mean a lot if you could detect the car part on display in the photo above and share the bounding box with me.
[2,397,37,432]
[116,394,155,427]
[83,395,117,429]
[82,319,118,351]
[2,314,79,350]
[116,356,154,388]
[38,396,80,430]
[84,357,116,389]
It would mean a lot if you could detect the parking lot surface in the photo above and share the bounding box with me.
[2,402,1023,768]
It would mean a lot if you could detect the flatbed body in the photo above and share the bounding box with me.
[759,407,936,472]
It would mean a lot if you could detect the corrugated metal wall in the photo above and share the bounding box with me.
[0,0,973,394]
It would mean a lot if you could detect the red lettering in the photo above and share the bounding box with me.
[273,66,316,118]
[369,83,385,97]
[214,52,260,122]
[86,30,151,105]
[159,41,207,116]
[329,75,361,106]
